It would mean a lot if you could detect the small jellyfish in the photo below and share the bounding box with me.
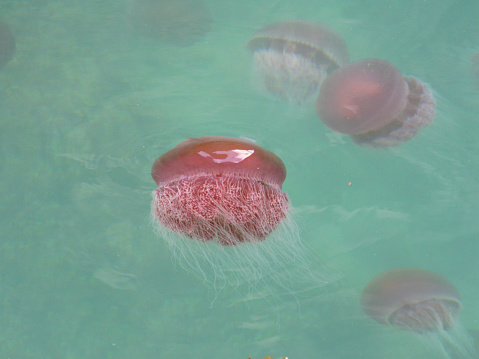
[0,21,15,69]
[247,21,349,104]
[94,266,138,291]
[316,59,435,147]
[128,0,212,47]
[150,137,320,290]
[361,268,477,358]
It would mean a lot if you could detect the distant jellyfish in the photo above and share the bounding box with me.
[247,21,349,104]
[94,266,138,291]
[361,268,477,358]
[0,21,15,69]
[316,59,435,147]
[150,136,320,290]
[128,0,212,47]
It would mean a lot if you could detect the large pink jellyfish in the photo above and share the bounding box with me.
[150,137,321,289]
[151,136,289,246]
[361,268,477,358]
[247,21,349,104]
[316,59,435,147]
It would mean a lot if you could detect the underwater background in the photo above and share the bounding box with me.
[0,0,478,358]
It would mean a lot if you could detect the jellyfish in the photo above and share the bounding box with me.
[127,0,212,47]
[0,21,15,69]
[150,136,324,291]
[316,59,436,147]
[361,268,477,358]
[247,21,349,104]
[151,136,289,245]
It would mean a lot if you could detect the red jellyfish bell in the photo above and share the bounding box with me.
[151,137,289,246]
[361,268,477,358]
[248,21,349,104]
[150,137,319,289]
[316,59,435,147]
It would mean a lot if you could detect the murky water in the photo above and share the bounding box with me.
[1,1,478,358]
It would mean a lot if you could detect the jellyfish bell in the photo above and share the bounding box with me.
[361,268,460,333]
[247,21,349,104]
[127,0,212,47]
[316,59,436,147]
[0,21,15,69]
[151,136,288,246]
[317,60,408,136]
[150,136,326,293]
[361,268,477,358]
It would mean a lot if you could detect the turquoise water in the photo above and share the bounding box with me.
[1,0,478,358]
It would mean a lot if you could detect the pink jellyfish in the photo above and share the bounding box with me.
[151,136,289,245]
[247,21,349,104]
[150,137,315,289]
[316,59,435,147]
[361,268,477,358]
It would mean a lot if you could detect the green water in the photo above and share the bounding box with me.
[1,0,478,358]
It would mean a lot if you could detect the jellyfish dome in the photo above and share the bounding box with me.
[150,137,322,290]
[361,268,477,358]
[0,21,15,69]
[361,268,460,333]
[316,59,435,147]
[247,21,349,104]
[151,136,289,246]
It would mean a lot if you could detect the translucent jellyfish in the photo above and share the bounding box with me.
[128,0,212,47]
[316,59,436,147]
[247,21,349,104]
[150,136,322,291]
[0,21,15,69]
[93,266,138,291]
[361,268,477,358]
